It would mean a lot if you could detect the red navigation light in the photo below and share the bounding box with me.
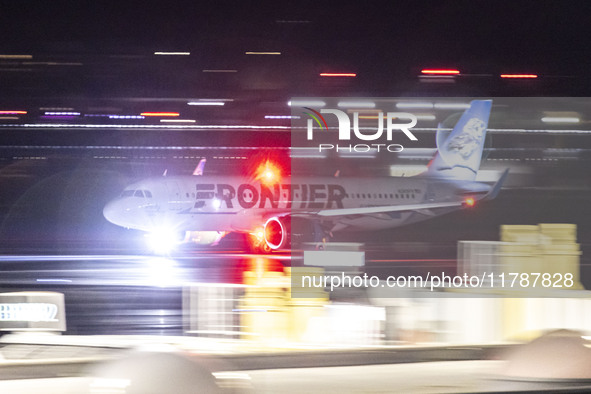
[421,69,460,75]
[500,74,538,79]
[140,112,180,117]
[255,160,281,185]
[319,73,357,77]
[464,197,476,207]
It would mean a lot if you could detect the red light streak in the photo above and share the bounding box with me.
[420,69,460,75]
[319,73,357,77]
[140,112,180,117]
[500,74,538,78]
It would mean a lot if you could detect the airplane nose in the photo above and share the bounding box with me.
[103,200,119,224]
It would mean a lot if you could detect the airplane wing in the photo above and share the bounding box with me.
[314,201,463,217]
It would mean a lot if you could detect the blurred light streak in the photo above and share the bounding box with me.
[140,112,180,117]
[44,112,80,116]
[320,73,356,77]
[288,100,326,107]
[36,279,73,283]
[109,115,145,119]
[290,147,327,158]
[245,51,281,55]
[202,69,237,73]
[541,117,580,123]
[338,150,378,158]
[0,54,32,59]
[419,76,456,83]
[0,116,18,120]
[144,257,179,287]
[0,110,27,114]
[500,74,538,78]
[0,255,149,262]
[213,372,252,380]
[187,101,225,106]
[434,102,471,109]
[421,69,460,75]
[265,115,300,119]
[337,101,375,108]
[6,123,287,130]
[415,114,436,121]
[22,61,82,66]
[40,107,74,111]
[40,115,77,120]
[154,51,190,55]
[358,114,384,119]
[160,119,196,123]
[396,102,433,109]
[397,148,437,159]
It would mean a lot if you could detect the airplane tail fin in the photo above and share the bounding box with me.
[425,100,492,181]
[193,158,206,176]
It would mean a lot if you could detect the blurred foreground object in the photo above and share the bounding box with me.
[500,330,591,381]
[88,349,250,394]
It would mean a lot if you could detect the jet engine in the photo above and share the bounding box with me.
[263,217,321,250]
[263,216,291,250]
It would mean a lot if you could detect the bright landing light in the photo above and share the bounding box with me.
[145,230,182,254]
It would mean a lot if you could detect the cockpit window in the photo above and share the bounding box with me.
[134,190,145,198]
[121,190,135,198]
[144,190,153,198]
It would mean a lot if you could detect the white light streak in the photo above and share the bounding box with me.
[108,115,145,119]
[415,114,436,121]
[44,112,80,116]
[264,115,300,119]
[187,101,225,106]
[396,102,434,109]
[434,102,471,109]
[337,101,376,108]
[288,100,326,107]
[541,117,580,123]
[154,51,190,56]
[245,51,281,55]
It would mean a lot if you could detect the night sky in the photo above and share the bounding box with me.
[2,1,591,87]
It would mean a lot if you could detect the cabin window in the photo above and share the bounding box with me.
[144,190,153,198]
[134,190,145,198]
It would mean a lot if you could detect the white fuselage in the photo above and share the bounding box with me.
[103,175,490,235]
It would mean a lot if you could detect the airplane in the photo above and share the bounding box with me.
[103,100,507,253]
